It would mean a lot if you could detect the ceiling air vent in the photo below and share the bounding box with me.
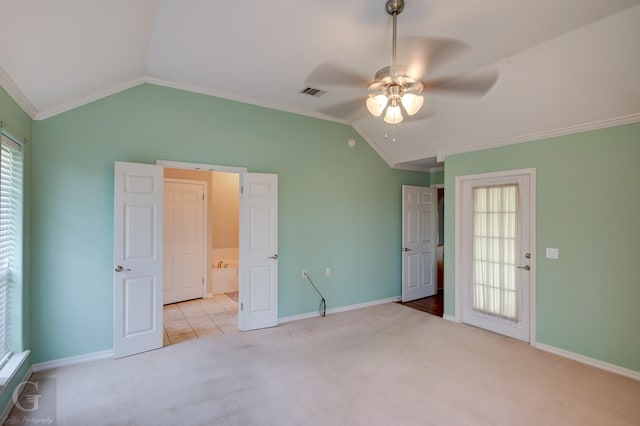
[300,87,326,97]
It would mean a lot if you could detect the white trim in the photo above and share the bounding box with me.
[31,349,113,373]
[0,65,37,119]
[529,171,537,347]
[430,166,444,173]
[535,342,640,382]
[454,176,464,323]
[443,314,457,322]
[351,122,396,170]
[35,76,147,120]
[156,160,247,174]
[454,168,537,345]
[146,76,350,125]
[440,113,640,161]
[0,365,33,425]
[278,296,401,324]
[0,351,30,387]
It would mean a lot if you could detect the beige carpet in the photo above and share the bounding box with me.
[14,303,640,425]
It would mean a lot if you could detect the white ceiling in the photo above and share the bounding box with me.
[1,0,639,171]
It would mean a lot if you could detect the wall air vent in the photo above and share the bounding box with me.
[300,87,326,97]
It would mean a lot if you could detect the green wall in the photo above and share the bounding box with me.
[444,122,640,372]
[31,83,428,363]
[0,87,32,413]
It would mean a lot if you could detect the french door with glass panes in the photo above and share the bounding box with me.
[457,169,535,342]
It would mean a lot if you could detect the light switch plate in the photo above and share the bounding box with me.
[546,248,559,259]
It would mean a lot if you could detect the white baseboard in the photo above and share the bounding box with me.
[0,365,33,425]
[279,296,401,324]
[535,342,640,381]
[443,314,457,322]
[32,349,114,373]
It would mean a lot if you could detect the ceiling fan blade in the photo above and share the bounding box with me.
[306,62,371,88]
[404,103,435,123]
[423,70,499,97]
[399,37,470,80]
[318,98,368,122]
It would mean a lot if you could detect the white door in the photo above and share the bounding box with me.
[402,186,437,302]
[163,180,206,305]
[457,170,534,342]
[239,173,278,331]
[113,162,164,359]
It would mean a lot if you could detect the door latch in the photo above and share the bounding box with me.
[115,265,131,272]
[517,265,530,271]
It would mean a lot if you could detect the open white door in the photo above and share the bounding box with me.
[402,185,437,302]
[239,173,278,331]
[113,162,164,359]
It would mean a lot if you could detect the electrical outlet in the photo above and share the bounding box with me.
[546,248,559,259]
[302,270,308,279]
[325,267,331,277]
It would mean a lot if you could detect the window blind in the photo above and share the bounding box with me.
[0,134,22,368]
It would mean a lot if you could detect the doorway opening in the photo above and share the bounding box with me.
[161,167,241,346]
[454,168,536,343]
[398,184,444,317]
[113,160,278,358]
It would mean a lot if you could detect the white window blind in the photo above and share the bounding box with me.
[472,184,519,321]
[0,134,22,368]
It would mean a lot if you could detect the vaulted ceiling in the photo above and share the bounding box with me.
[1,0,639,171]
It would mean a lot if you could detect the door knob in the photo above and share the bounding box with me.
[402,248,412,252]
[268,254,278,260]
[115,265,131,272]
[517,265,530,271]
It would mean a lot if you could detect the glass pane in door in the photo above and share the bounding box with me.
[472,184,519,321]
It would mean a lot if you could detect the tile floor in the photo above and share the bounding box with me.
[163,294,238,346]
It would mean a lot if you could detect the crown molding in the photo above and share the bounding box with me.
[145,75,350,125]
[35,76,147,120]
[0,65,38,119]
[351,122,397,170]
[439,113,640,160]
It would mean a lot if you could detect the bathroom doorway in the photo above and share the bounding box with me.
[162,167,241,346]
[113,161,278,357]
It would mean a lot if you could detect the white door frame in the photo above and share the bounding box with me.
[163,177,208,303]
[454,168,537,346]
[157,160,247,308]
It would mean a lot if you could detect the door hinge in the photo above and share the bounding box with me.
[240,185,244,195]
[202,277,204,284]
[202,194,204,200]
[240,302,243,311]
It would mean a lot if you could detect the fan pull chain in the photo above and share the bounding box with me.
[384,124,398,143]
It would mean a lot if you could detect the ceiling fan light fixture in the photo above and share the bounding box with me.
[384,101,403,124]
[366,94,388,117]
[401,93,424,116]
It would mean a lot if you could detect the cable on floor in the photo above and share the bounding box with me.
[303,272,326,317]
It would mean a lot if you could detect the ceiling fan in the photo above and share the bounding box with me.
[306,0,498,137]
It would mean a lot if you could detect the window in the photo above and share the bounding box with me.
[0,134,23,369]
[472,184,518,321]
